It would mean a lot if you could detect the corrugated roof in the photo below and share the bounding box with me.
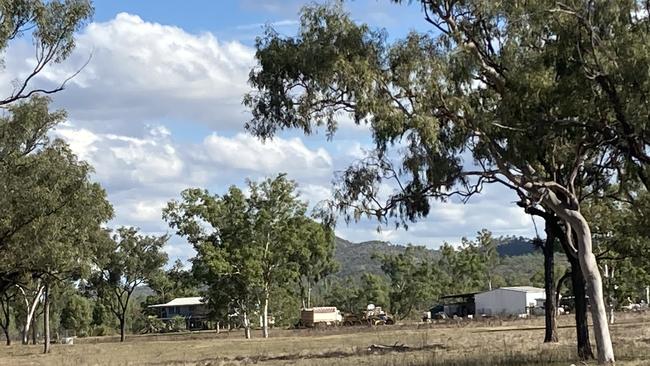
[497,286,545,293]
[149,297,204,307]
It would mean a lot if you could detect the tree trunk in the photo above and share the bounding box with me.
[20,285,43,345]
[555,218,594,361]
[119,316,126,342]
[543,224,558,343]
[31,317,36,345]
[216,321,220,334]
[243,311,251,339]
[307,284,312,309]
[573,223,614,364]
[545,196,614,364]
[605,265,615,325]
[43,284,50,354]
[0,295,10,346]
[262,290,269,339]
[2,327,8,346]
[571,267,593,360]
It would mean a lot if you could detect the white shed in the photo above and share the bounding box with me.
[474,286,546,316]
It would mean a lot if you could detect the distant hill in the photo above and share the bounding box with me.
[494,236,540,256]
[334,237,407,278]
[333,235,542,280]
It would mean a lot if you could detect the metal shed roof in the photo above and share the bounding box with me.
[149,297,204,308]
[496,286,545,293]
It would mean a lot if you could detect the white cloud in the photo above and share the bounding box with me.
[7,13,255,131]
[235,19,299,30]
[200,133,333,179]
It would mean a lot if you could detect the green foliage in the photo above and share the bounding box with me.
[164,174,336,332]
[88,227,168,341]
[584,190,650,305]
[167,315,186,332]
[0,0,94,106]
[292,219,338,307]
[322,277,363,314]
[375,246,443,319]
[0,97,113,293]
[59,291,92,337]
[438,236,490,294]
[144,259,199,311]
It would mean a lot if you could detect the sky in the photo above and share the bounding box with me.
[1,0,537,262]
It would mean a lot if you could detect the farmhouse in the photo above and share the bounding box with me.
[474,286,546,316]
[149,297,210,330]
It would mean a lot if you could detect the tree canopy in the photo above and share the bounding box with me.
[164,174,336,338]
[243,2,650,362]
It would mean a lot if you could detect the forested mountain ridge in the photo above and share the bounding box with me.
[334,235,541,280]
[333,236,565,285]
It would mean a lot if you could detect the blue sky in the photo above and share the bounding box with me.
[1,0,536,262]
[91,0,427,42]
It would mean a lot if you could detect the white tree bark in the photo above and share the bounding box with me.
[242,311,251,339]
[17,284,44,345]
[544,192,615,364]
[262,290,269,339]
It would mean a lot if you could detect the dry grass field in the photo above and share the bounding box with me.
[0,313,648,366]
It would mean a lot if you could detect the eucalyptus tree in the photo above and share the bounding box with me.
[165,185,259,339]
[242,2,650,362]
[438,236,489,294]
[293,219,338,308]
[379,247,440,319]
[88,228,168,342]
[0,96,112,352]
[164,174,334,339]
[15,149,111,353]
[0,0,94,106]
[146,259,199,306]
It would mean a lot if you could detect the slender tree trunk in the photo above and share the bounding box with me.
[43,285,50,354]
[556,272,570,313]
[2,327,8,346]
[262,289,269,339]
[546,196,614,364]
[604,265,615,325]
[31,317,36,345]
[571,267,593,360]
[555,220,594,361]
[119,316,126,342]
[242,311,251,339]
[0,294,11,346]
[543,224,558,343]
[307,284,312,309]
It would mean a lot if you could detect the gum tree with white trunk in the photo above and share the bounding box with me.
[243,2,650,363]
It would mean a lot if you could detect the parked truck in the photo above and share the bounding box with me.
[298,307,342,328]
[343,304,395,326]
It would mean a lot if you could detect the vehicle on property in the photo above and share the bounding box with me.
[343,304,395,326]
[298,307,343,328]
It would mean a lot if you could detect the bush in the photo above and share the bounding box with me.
[91,324,115,337]
[139,316,165,334]
[167,316,186,332]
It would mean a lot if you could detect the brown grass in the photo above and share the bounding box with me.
[0,312,648,366]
